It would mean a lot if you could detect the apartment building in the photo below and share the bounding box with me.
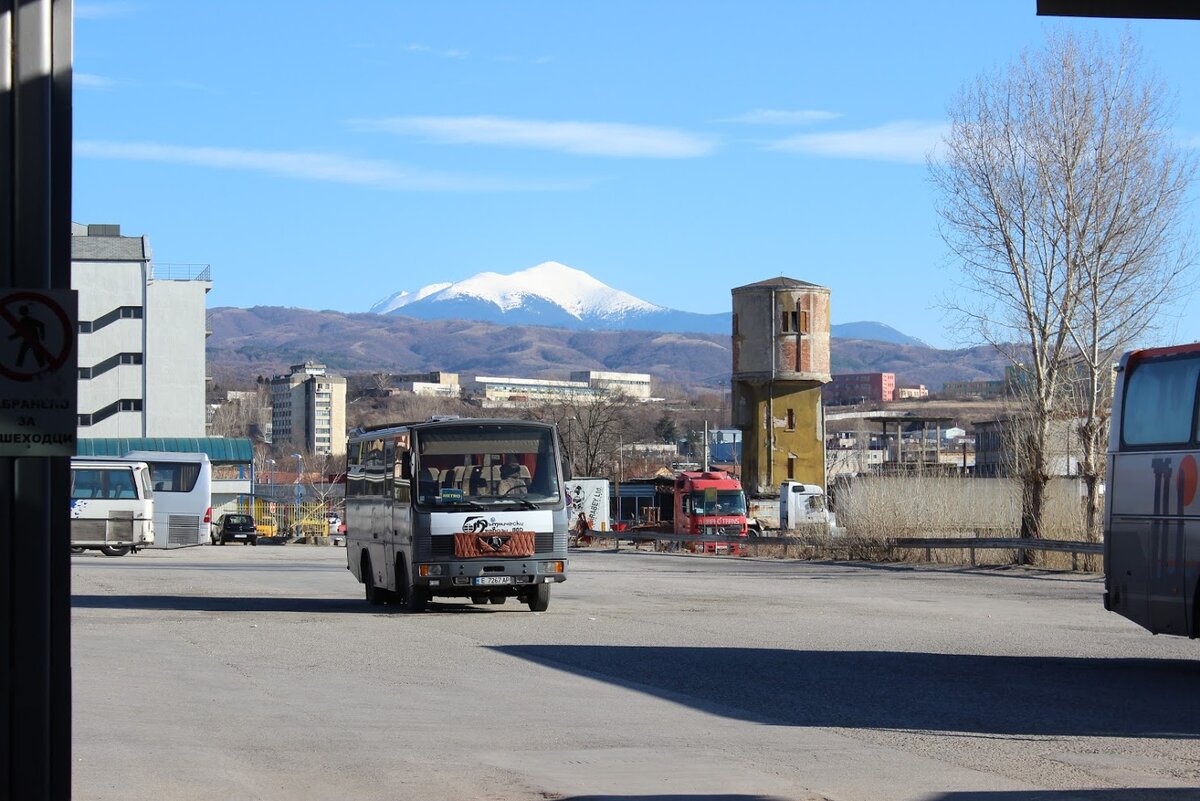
[823,372,896,405]
[270,362,346,456]
[71,223,211,437]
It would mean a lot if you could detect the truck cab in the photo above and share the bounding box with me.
[779,480,836,531]
[674,470,748,553]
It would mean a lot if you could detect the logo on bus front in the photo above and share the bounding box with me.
[462,516,528,534]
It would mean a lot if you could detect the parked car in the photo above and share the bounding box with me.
[216,513,258,545]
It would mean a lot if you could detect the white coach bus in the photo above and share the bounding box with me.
[69,458,155,557]
[346,418,569,612]
[124,451,213,548]
[1104,343,1200,640]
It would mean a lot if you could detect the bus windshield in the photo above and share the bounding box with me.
[414,422,561,509]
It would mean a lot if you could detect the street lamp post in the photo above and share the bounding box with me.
[291,453,302,537]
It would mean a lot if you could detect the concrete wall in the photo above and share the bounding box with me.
[145,277,210,436]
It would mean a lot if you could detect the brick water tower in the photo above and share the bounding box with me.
[731,278,831,496]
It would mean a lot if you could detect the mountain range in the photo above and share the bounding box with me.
[368,261,928,346]
[205,262,1002,392]
[206,308,1004,394]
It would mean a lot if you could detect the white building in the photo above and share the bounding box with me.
[569,370,653,400]
[466,375,600,407]
[395,371,461,398]
[270,362,346,456]
[71,223,211,437]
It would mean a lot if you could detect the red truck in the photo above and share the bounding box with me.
[673,470,749,554]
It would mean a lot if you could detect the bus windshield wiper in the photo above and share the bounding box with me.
[508,498,538,510]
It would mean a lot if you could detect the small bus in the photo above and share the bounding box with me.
[124,451,213,548]
[345,418,569,612]
[1104,343,1200,639]
[69,458,155,557]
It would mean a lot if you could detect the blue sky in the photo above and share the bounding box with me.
[72,2,1200,349]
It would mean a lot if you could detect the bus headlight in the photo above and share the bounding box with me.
[418,564,443,577]
[538,561,564,574]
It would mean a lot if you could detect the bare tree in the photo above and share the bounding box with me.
[528,391,635,478]
[931,31,1193,540]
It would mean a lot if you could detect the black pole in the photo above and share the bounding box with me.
[1,2,74,799]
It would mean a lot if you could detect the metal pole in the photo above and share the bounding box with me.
[292,452,302,534]
[2,3,74,799]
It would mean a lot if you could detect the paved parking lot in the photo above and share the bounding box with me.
[71,546,1199,801]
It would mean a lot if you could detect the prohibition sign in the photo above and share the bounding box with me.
[0,291,73,381]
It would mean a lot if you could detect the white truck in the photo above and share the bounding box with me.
[779,481,837,532]
[566,478,610,537]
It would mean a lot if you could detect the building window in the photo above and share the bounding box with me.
[786,408,795,431]
[799,309,810,334]
[787,456,796,480]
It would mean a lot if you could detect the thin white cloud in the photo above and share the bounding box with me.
[76,73,116,89]
[403,43,469,58]
[769,120,948,164]
[75,2,136,20]
[74,140,589,192]
[721,109,842,125]
[351,115,716,158]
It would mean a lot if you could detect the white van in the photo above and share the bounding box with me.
[70,459,155,557]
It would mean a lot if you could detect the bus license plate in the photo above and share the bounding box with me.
[474,576,512,585]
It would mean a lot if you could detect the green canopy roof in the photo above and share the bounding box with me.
[76,437,254,465]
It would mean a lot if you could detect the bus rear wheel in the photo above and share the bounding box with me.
[100,545,131,557]
[526,583,550,612]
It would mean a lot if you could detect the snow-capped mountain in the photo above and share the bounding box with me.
[370,261,729,333]
[369,260,929,344]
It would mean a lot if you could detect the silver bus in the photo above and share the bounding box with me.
[1105,343,1200,639]
[345,418,569,612]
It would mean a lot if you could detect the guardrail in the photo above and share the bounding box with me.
[890,536,1102,570]
[585,530,1103,570]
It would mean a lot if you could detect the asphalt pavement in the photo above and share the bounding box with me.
[70,546,1200,801]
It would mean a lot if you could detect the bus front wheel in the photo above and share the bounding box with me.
[526,583,550,612]
[396,558,428,613]
[362,556,386,606]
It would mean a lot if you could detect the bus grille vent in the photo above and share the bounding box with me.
[168,514,200,545]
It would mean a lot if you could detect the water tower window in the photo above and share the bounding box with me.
[787,456,796,479]
[781,310,799,333]
[799,309,810,334]
[786,408,795,431]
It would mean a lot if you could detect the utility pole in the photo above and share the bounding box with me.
[1,3,75,799]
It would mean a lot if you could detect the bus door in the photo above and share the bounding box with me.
[385,436,413,589]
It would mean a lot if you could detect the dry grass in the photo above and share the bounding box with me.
[833,474,1093,570]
